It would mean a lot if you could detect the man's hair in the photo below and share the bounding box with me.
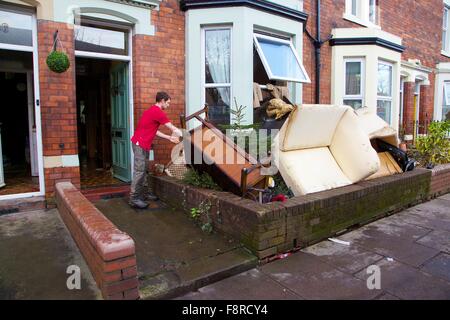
[156,91,171,102]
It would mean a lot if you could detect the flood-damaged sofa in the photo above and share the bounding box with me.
[273,104,380,196]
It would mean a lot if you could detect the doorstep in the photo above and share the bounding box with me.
[0,196,46,216]
[81,184,130,202]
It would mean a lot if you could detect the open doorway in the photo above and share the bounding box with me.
[76,57,131,189]
[0,50,39,196]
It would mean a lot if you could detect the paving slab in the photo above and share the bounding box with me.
[301,240,384,275]
[259,252,379,300]
[354,259,450,300]
[438,194,450,201]
[416,230,450,254]
[420,253,450,283]
[0,209,100,300]
[337,219,439,267]
[94,198,257,299]
[176,269,302,300]
[391,209,450,232]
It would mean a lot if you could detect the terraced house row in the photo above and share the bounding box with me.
[0,0,448,205]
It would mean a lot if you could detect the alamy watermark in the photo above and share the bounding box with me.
[66,265,81,290]
[366,265,381,290]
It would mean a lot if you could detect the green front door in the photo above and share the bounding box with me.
[110,62,131,182]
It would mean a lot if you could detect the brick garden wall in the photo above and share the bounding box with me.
[55,182,139,300]
[430,164,450,197]
[150,169,434,260]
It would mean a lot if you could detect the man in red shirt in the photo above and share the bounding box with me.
[129,91,182,209]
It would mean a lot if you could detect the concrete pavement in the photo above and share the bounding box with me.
[178,194,450,300]
[0,209,100,299]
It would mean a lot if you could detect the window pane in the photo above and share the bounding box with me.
[344,99,363,110]
[351,0,357,15]
[377,100,391,123]
[377,63,392,97]
[255,36,308,82]
[345,61,361,95]
[369,0,377,23]
[0,10,32,46]
[444,83,450,105]
[74,25,127,55]
[443,105,450,120]
[205,87,230,126]
[205,29,231,84]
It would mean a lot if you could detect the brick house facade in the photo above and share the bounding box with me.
[0,0,448,203]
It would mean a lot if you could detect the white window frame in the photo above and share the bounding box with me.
[343,58,365,109]
[399,77,405,125]
[201,26,233,121]
[443,6,450,54]
[253,33,310,83]
[344,0,380,28]
[377,60,394,124]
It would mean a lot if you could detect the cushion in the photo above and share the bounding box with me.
[281,105,348,151]
[276,147,352,196]
[329,109,380,183]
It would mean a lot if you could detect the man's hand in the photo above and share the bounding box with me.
[169,136,180,144]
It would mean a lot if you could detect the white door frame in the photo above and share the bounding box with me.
[0,8,45,200]
[74,25,134,176]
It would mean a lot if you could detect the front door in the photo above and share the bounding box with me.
[110,62,131,182]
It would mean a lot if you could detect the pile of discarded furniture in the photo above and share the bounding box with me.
[166,97,414,201]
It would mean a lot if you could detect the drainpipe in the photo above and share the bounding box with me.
[315,0,321,104]
[305,0,332,104]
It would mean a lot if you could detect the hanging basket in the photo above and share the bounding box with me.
[46,51,70,73]
[46,30,70,73]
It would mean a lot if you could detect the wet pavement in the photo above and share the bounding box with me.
[93,198,257,299]
[0,209,100,300]
[178,194,450,300]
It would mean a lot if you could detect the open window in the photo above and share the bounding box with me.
[253,33,310,83]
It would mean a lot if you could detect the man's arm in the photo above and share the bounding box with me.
[164,122,182,137]
[156,130,179,143]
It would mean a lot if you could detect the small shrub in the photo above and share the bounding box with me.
[189,200,213,234]
[182,169,221,190]
[415,120,450,167]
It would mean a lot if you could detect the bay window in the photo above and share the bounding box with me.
[377,61,393,124]
[343,58,364,110]
[202,27,232,126]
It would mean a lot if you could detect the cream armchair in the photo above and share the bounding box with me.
[273,105,380,196]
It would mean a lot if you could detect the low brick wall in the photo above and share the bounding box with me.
[55,182,139,300]
[150,169,433,261]
[429,164,450,197]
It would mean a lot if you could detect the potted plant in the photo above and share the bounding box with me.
[398,125,407,151]
[46,30,70,73]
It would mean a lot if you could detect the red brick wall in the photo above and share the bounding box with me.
[302,0,450,128]
[37,20,79,199]
[133,0,185,166]
[56,182,139,300]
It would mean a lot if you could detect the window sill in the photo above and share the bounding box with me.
[342,13,381,29]
[441,50,450,58]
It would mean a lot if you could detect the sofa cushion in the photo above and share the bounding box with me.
[281,105,348,151]
[329,109,380,183]
[277,147,352,196]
